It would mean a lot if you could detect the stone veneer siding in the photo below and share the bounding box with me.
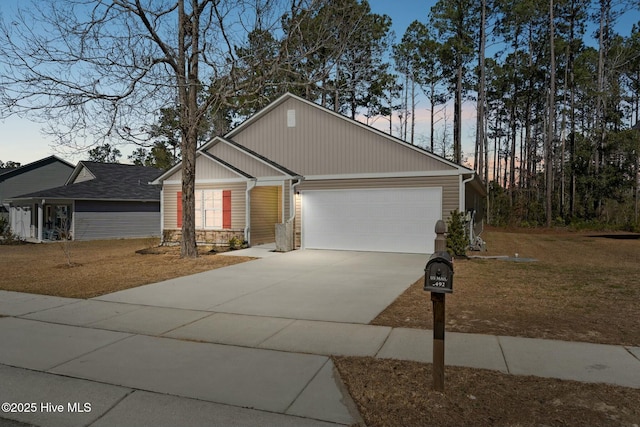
[162,229,245,246]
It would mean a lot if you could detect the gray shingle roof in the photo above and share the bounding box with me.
[11,162,162,201]
[0,156,73,182]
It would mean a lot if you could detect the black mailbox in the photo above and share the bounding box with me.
[424,251,454,293]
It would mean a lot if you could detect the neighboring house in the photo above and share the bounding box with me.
[153,92,486,254]
[7,162,162,242]
[0,156,75,223]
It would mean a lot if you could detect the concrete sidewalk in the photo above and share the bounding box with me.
[1,290,639,427]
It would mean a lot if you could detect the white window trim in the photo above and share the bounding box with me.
[195,189,223,230]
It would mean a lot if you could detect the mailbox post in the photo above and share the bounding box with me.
[424,220,453,392]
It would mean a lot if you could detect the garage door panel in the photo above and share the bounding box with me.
[301,188,441,254]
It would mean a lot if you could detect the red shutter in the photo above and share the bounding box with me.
[176,191,183,228]
[222,190,232,229]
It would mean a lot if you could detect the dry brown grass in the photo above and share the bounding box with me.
[0,238,255,298]
[335,357,640,427]
[372,229,640,346]
[347,229,640,426]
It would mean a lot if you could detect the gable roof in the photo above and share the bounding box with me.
[200,151,255,179]
[0,167,17,176]
[153,92,476,184]
[152,135,300,184]
[0,156,74,183]
[8,162,162,202]
[216,137,300,177]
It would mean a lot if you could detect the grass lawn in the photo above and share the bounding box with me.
[0,238,255,298]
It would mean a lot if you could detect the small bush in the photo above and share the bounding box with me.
[0,216,25,245]
[446,210,468,257]
[228,236,244,250]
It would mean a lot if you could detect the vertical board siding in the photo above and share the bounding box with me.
[250,186,280,245]
[231,97,457,176]
[163,182,246,230]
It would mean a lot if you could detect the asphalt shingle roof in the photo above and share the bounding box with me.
[12,162,162,201]
[0,156,74,182]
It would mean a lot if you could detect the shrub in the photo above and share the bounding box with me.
[0,216,24,245]
[228,236,244,250]
[446,209,468,257]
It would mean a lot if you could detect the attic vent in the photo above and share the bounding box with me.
[287,109,296,128]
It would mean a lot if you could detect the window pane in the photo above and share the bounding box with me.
[202,189,223,229]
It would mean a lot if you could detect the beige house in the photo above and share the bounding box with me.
[154,93,485,254]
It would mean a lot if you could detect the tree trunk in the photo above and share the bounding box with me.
[454,63,463,164]
[546,0,556,227]
[410,80,415,144]
[178,0,199,258]
[430,84,436,152]
[476,0,486,177]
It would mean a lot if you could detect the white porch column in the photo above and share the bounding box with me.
[9,205,15,233]
[37,201,43,242]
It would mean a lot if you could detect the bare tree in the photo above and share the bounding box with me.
[0,0,348,257]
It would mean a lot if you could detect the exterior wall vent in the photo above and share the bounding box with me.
[287,109,296,128]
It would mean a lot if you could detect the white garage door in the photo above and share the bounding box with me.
[301,187,442,253]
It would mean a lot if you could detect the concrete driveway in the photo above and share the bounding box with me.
[96,249,427,324]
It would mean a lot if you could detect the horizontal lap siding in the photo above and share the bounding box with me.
[207,143,284,178]
[231,98,458,176]
[163,183,246,230]
[75,211,160,240]
[164,155,241,182]
[74,201,160,240]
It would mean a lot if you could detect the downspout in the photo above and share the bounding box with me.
[245,179,257,245]
[460,173,474,213]
[288,176,304,223]
[159,188,164,244]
